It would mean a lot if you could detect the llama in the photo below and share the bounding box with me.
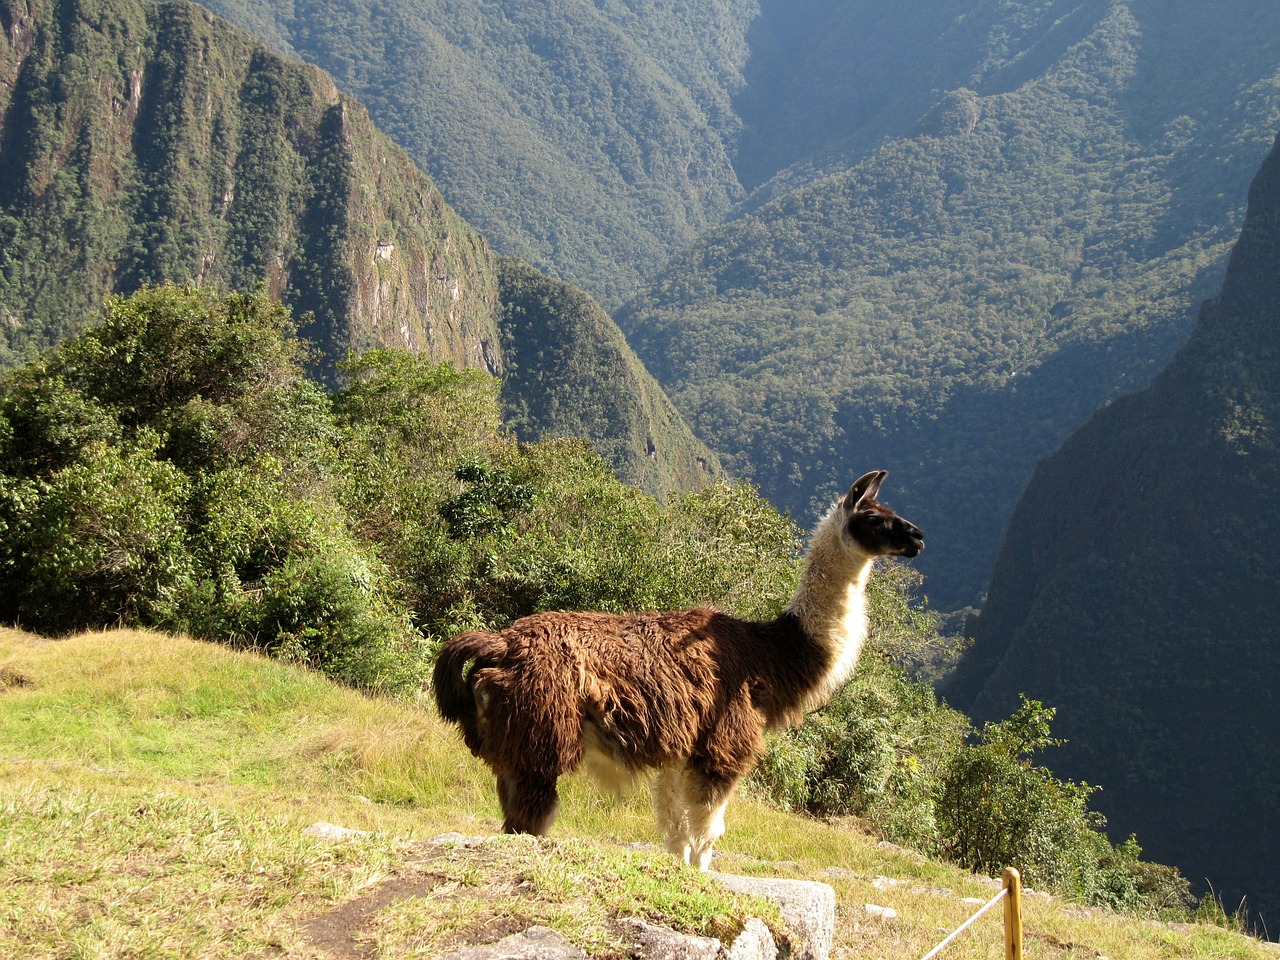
[433,470,924,868]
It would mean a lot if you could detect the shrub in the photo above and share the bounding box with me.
[749,652,967,854]
[0,435,194,633]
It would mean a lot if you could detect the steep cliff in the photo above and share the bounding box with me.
[198,0,752,309]
[0,0,498,376]
[949,131,1280,923]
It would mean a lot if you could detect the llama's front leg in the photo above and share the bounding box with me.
[653,767,693,863]
[498,770,560,835]
[653,766,733,870]
[685,788,732,870]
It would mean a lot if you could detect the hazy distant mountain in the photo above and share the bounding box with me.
[948,130,1280,924]
[619,1,1280,609]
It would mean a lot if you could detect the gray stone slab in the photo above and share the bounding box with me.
[725,917,778,960]
[614,917,721,960]
[710,873,835,960]
[437,926,586,960]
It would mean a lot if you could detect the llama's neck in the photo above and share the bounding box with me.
[783,516,876,706]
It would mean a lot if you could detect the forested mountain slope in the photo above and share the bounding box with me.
[947,131,1280,927]
[620,1,1280,609]
[0,0,498,373]
[0,0,718,496]
[497,257,717,500]
[186,0,1280,608]
[197,0,757,308]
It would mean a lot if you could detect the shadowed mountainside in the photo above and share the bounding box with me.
[948,130,1280,926]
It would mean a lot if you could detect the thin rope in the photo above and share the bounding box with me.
[918,887,1008,960]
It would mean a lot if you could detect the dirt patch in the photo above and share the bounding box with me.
[301,872,448,959]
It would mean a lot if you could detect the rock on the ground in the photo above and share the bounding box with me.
[710,873,834,960]
[725,917,777,960]
[303,821,371,841]
[437,926,586,960]
[615,917,721,960]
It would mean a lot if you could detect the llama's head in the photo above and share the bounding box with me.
[839,470,924,558]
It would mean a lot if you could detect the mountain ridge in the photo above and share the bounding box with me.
[0,0,719,497]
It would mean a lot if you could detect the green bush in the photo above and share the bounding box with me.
[749,651,966,854]
[0,435,194,632]
[936,703,1098,893]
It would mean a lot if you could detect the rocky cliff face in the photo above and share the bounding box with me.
[949,131,1280,921]
[0,0,498,376]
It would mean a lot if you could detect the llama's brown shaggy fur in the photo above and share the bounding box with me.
[433,470,923,866]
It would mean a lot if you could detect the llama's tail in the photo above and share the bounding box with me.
[433,630,508,731]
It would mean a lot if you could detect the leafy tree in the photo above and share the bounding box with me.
[0,434,194,633]
[0,285,417,687]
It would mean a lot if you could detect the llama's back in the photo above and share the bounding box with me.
[526,608,734,768]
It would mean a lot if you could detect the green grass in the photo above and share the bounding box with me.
[0,626,1274,959]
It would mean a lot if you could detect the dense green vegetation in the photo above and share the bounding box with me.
[0,285,743,686]
[0,0,498,374]
[497,256,718,501]
[0,0,718,499]
[14,0,1280,610]
[198,0,753,308]
[620,1,1280,609]
[0,283,1210,919]
[949,131,1280,929]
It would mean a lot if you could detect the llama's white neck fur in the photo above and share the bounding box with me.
[784,501,876,707]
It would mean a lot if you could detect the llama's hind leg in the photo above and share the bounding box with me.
[498,770,560,835]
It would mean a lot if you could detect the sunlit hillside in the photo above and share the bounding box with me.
[0,626,1270,959]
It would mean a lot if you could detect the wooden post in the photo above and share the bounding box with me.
[1002,867,1023,960]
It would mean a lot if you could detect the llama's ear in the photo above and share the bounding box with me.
[843,470,887,510]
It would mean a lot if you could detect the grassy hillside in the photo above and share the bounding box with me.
[0,625,1272,959]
